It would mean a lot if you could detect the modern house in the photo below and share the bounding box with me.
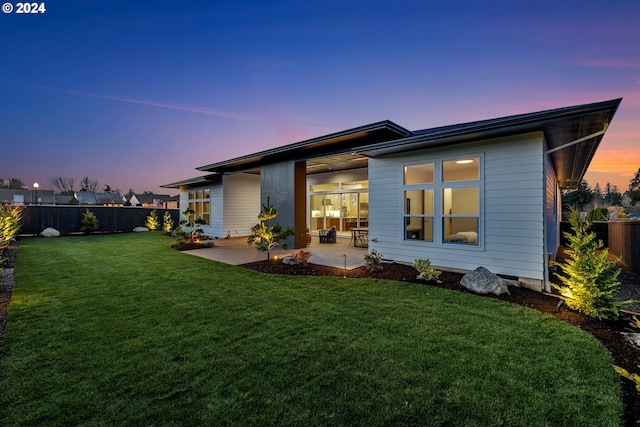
[163,98,621,291]
[0,188,55,205]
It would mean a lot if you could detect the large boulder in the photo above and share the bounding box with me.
[281,255,297,266]
[40,227,60,237]
[133,226,149,232]
[461,266,510,295]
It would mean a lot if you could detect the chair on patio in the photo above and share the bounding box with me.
[319,226,337,243]
[356,230,368,247]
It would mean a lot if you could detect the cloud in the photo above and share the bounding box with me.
[0,79,268,123]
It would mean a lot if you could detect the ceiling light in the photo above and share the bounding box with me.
[456,159,474,164]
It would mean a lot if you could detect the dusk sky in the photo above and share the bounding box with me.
[1,0,639,196]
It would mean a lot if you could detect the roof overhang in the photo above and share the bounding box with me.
[357,98,621,190]
[195,120,411,174]
[160,173,222,189]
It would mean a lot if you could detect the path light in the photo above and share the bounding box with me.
[33,182,39,205]
[343,254,347,270]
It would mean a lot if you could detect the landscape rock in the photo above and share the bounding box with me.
[133,226,149,232]
[39,227,60,237]
[622,333,640,350]
[281,256,297,266]
[461,266,510,295]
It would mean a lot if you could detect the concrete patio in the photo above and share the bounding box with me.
[183,235,369,269]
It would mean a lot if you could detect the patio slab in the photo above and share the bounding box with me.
[183,236,367,269]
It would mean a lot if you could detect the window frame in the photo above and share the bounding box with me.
[401,154,483,249]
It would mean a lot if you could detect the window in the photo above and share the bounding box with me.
[187,189,210,225]
[403,157,480,246]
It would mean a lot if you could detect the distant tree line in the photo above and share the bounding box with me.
[562,167,640,215]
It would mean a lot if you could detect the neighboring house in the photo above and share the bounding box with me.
[628,211,640,219]
[74,191,124,206]
[0,188,55,205]
[162,98,621,292]
[128,193,174,207]
[163,194,180,210]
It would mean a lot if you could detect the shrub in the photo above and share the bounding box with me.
[145,210,160,231]
[162,211,174,234]
[80,209,99,234]
[413,258,441,283]
[587,207,608,222]
[294,250,311,266]
[364,249,383,272]
[247,201,294,261]
[0,204,23,251]
[614,365,640,392]
[176,208,205,244]
[553,208,629,320]
[0,203,23,271]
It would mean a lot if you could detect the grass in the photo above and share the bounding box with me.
[1,232,622,426]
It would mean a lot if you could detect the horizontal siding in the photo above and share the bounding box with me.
[223,173,261,238]
[369,133,546,281]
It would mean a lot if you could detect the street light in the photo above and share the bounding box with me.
[33,182,39,205]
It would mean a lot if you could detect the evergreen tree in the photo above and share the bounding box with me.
[562,180,593,211]
[80,209,99,234]
[553,208,628,320]
[162,211,174,234]
[145,210,160,231]
[247,200,294,261]
[593,183,603,202]
[629,167,640,203]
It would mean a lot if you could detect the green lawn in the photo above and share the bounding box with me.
[1,233,622,426]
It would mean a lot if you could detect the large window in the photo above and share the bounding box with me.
[187,189,210,225]
[403,157,480,246]
[309,180,368,233]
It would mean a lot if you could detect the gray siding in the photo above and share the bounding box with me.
[369,132,546,281]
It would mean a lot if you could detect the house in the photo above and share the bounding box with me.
[0,188,55,205]
[162,98,621,292]
[127,193,174,208]
[74,191,124,206]
[162,194,180,210]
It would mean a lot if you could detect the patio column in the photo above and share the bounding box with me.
[260,160,307,249]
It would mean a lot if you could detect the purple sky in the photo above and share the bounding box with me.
[1,0,639,195]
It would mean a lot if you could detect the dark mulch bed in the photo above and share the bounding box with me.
[1,242,639,425]
[241,259,640,427]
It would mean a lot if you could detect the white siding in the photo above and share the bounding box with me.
[369,132,546,282]
[221,173,261,238]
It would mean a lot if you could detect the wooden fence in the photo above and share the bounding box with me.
[19,206,180,235]
[608,221,640,273]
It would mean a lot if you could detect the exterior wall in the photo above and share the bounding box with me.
[261,161,296,247]
[221,173,261,238]
[368,132,546,284]
[544,145,561,291]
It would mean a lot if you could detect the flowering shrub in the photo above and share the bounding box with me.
[294,250,311,266]
[413,258,441,283]
[364,249,383,272]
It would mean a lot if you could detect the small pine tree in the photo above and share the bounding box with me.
[247,200,294,261]
[145,209,160,231]
[162,211,174,234]
[553,208,627,320]
[80,209,99,235]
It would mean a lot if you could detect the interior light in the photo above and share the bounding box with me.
[456,159,474,164]
[307,163,327,169]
